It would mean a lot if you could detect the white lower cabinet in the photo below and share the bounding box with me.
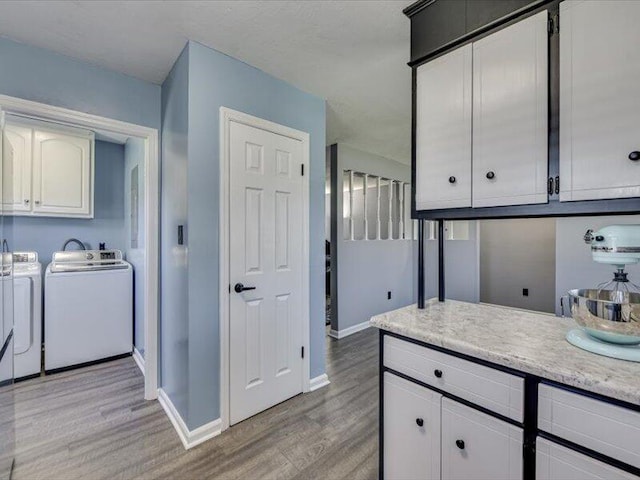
[536,438,637,480]
[441,398,523,480]
[384,372,441,480]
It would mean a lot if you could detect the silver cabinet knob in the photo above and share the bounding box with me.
[34,200,40,205]
[24,199,29,204]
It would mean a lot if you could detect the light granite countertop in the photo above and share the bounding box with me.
[370,299,640,406]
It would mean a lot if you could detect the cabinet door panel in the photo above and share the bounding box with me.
[32,130,92,217]
[536,437,637,480]
[384,372,441,480]
[559,0,640,201]
[416,44,472,210]
[3,124,31,213]
[442,398,522,480]
[472,11,548,207]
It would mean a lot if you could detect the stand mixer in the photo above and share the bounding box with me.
[565,225,640,362]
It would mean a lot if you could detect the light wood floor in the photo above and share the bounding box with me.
[10,327,379,480]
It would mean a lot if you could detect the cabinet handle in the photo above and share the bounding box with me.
[35,200,40,205]
[486,171,495,180]
[434,369,443,378]
[629,151,640,161]
[448,176,456,184]
[456,439,465,450]
[24,199,29,204]
[415,418,424,427]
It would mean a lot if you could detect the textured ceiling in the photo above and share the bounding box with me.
[0,0,412,164]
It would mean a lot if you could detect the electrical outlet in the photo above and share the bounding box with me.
[522,288,529,297]
[387,291,392,300]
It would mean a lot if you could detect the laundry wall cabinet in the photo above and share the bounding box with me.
[415,11,548,210]
[3,119,94,218]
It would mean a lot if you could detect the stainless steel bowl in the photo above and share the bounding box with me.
[567,289,640,345]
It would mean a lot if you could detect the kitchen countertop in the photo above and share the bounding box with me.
[370,299,640,406]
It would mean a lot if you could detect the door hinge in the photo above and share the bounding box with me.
[548,14,559,35]
[555,175,560,195]
[301,164,305,176]
[547,177,554,195]
[301,346,305,358]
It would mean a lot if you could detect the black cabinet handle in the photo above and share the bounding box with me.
[629,151,640,161]
[486,171,495,180]
[416,418,424,427]
[434,369,443,378]
[456,439,465,450]
[448,176,456,184]
[234,283,256,293]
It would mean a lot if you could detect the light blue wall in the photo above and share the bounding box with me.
[160,46,190,423]
[158,41,326,430]
[13,140,125,265]
[124,137,146,356]
[0,38,160,130]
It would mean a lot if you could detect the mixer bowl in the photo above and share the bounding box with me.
[567,289,640,345]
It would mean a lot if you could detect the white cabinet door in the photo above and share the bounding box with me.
[442,398,523,480]
[3,123,31,214]
[416,44,472,210]
[536,438,637,480]
[559,0,640,201]
[32,129,93,217]
[384,372,441,480]
[472,11,548,207]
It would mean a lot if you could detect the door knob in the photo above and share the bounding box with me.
[456,439,465,450]
[448,176,456,184]
[415,418,424,427]
[234,283,256,293]
[629,151,640,161]
[486,171,495,180]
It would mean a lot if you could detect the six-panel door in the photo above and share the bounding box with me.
[415,44,472,211]
[384,372,441,480]
[559,0,640,201]
[228,120,305,426]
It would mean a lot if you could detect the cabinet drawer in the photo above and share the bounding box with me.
[536,437,637,480]
[442,397,523,480]
[384,335,524,421]
[538,384,640,470]
[383,372,441,480]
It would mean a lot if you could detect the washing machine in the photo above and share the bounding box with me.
[13,252,42,380]
[44,249,133,372]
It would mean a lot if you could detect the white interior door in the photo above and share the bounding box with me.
[229,120,305,425]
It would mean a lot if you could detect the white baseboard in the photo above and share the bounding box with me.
[309,373,330,392]
[132,347,145,376]
[328,320,371,339]
[157,388,222,450]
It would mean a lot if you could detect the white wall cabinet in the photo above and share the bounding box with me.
[416,45,472,211]
[415,11,548,211]
[559,0,640,201]
[4,120,94,218]
[472,11,548,207]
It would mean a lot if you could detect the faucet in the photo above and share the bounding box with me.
[62,238,86,251]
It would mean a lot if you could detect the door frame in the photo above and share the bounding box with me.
[219,107,310,431]
[0,94,159,400]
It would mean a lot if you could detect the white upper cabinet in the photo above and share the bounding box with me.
[4,119,94,218]
[472,11,548,207]
[559,0,640,201]
[416,44,472,210]
[33,129,93,217]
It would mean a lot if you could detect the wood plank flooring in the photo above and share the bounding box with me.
[10,327,379,480]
